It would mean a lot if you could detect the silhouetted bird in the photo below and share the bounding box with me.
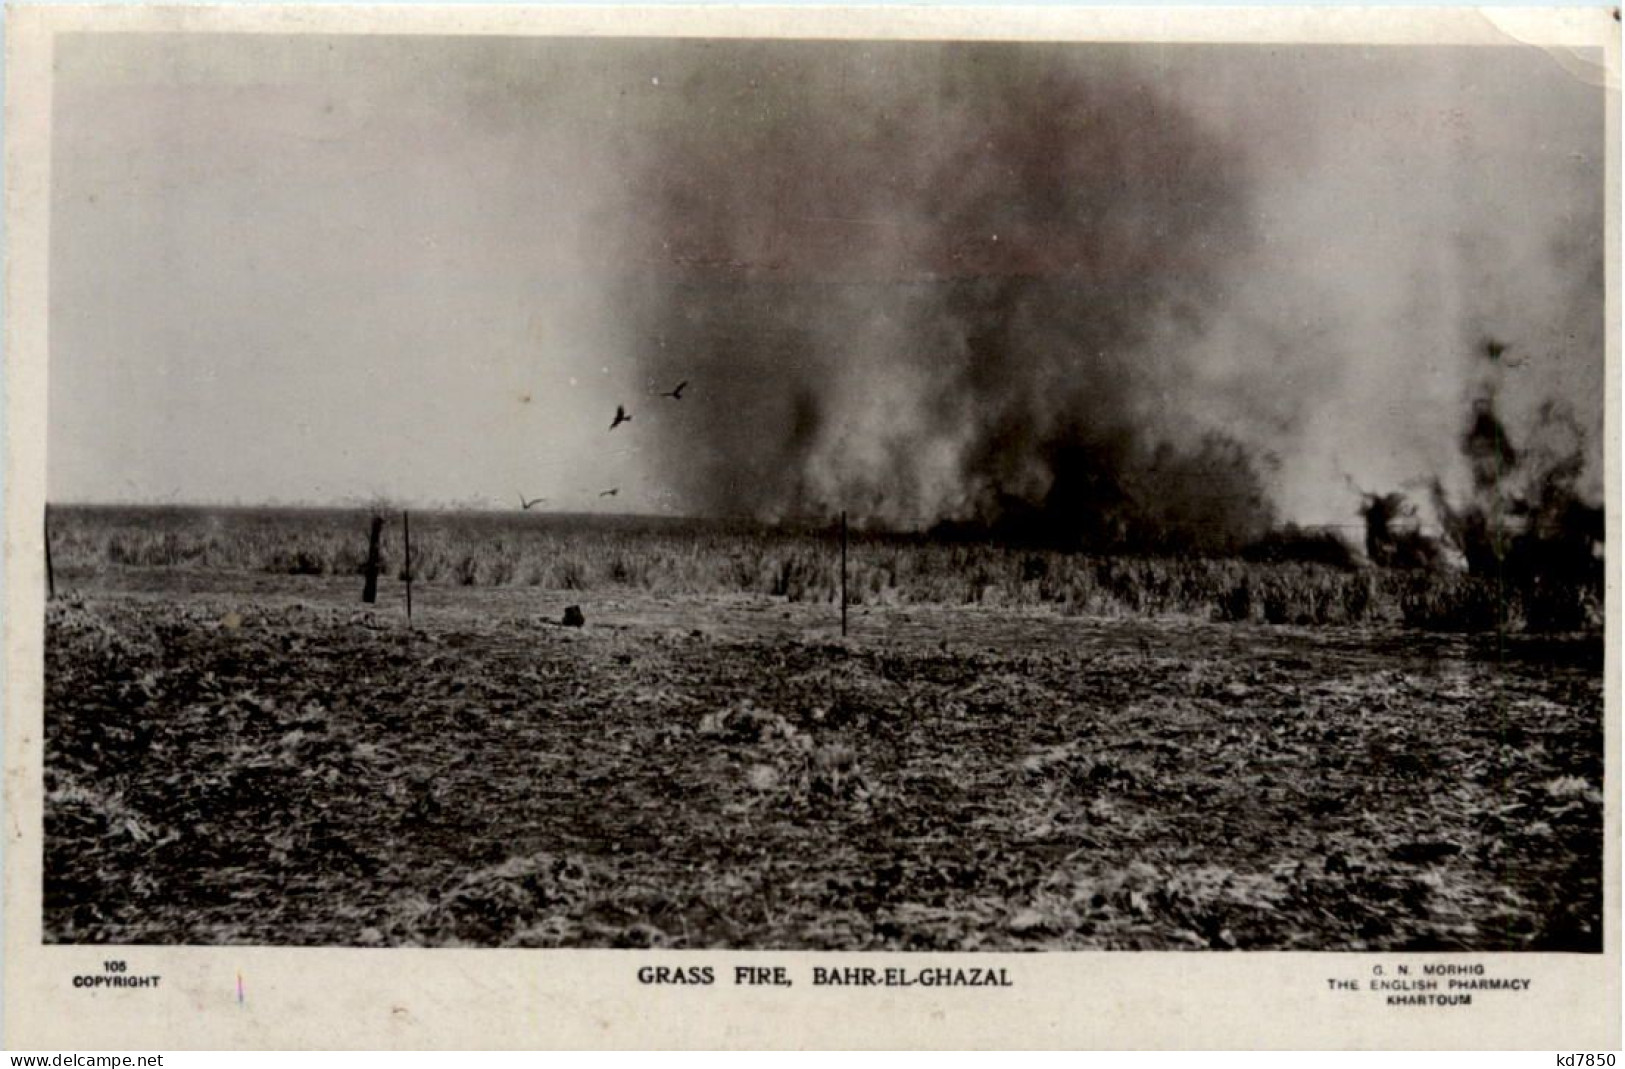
[518,494,547,511]
[599,488,620,498]
[610,405,631,430]
[1483,339,1526,368]
[662,381,689,400]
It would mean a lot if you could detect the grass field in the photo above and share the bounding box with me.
[43,507,1605,949]
[47,505,1576,630]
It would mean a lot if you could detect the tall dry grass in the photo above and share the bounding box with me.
[48,505,1548,630]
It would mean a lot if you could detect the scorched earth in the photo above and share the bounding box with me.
[44,571,1603,951]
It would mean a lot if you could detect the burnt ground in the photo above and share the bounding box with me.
[43,571,1604,950]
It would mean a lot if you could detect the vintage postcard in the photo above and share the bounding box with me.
[3,4,1618,1050]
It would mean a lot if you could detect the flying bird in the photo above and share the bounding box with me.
[661,381,689,400]
[610,405,631,430]
[518,494,547,511]
[599,488,620,498]
[1485,340,1527,369]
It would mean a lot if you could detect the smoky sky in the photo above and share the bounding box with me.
[46,35,1607,532]
[619,43,1261,543]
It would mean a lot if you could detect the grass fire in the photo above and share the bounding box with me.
[39,32,1605,955]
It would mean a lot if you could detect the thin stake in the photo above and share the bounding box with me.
[403,509,413,623]
[361,514,384,604]
[840,509,848,638]
[44,504,54,600]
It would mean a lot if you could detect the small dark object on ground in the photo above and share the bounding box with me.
[1389,840,1463,864]
[562,606,585,628]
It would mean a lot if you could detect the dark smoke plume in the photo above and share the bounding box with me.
[1358,491,1440,571]
[1430,397,1603,630]
[621,43,1273,553]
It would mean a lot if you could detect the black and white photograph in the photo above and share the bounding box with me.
[5,6,1618,1048]
[32,20,1614,954]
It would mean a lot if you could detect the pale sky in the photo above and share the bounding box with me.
[47,35,1605,524]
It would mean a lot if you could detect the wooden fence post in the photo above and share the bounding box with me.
[362,514,384,604]
[840,510,848,638]
[403,509,413,622]
[44,504,54,600]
